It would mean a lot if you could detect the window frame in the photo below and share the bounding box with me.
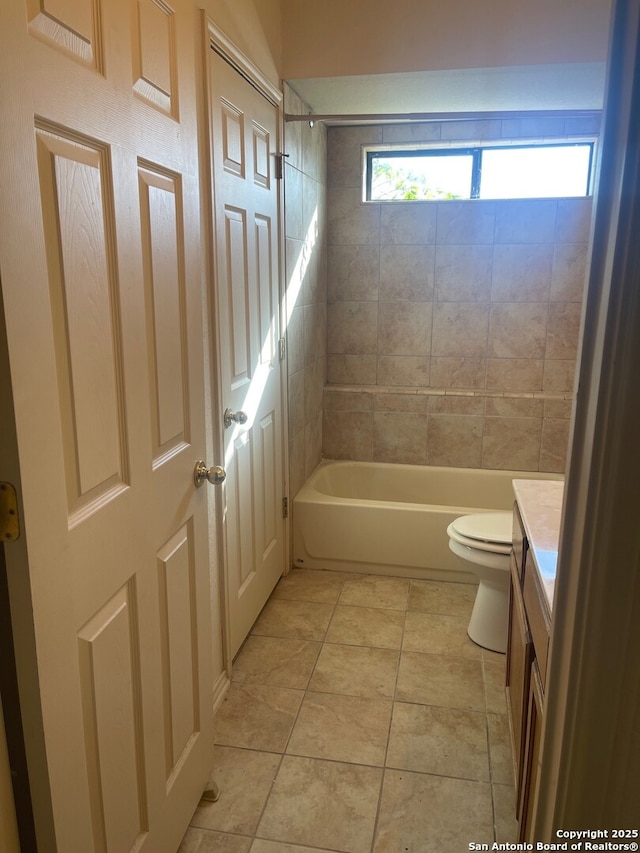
[364,138,597,202]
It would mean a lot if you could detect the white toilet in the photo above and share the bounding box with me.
[446,512,513,653]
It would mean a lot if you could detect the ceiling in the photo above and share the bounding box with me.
[286,62,607,123]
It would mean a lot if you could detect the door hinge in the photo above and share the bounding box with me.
[279,336,286,361]
[282,496,289,518]
[0,482,20,542]
[275,152,289,180]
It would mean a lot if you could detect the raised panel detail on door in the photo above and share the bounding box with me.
[157,523,199,789]
[35,125,128,526]
[259,411,277,560]
[132,0,177,117]
[78,582,147,853]
[256,215,275,365]
[27,0,101,68]
[222,102,244,177]
[138,164,189,466]
[252,123,270,189]
[224,208,251,389]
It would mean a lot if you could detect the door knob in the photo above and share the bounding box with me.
[224,407,248,429]
[194,461,226,488]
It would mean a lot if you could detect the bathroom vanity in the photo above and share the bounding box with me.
[507,479,564,841]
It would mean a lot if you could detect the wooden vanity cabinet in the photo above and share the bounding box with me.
[506,501,550,840]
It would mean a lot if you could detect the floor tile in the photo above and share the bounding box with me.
[251,842,336,853]
[402,611,482,658]
[493,783,519,842]
[309,643,399,700]
[488,712,515,786]
[396,651,486,711]
[373,769,494,853]
[287,691,392,766]
[250,599,335,641]
[339,575,410,610]
[257,755,382,853]
[408,579,477,616]
[189,746,280,835]
[271,568,348,603]
[483,659,508,714]
[325,604,405,649]
[232,636,321,690]
[178,828,251,853]
[386,701,489,781]
[214,684,304,751]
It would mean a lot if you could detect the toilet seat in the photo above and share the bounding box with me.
[447,512,512,555]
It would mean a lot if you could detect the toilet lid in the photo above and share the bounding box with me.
[447,523,513,555]
[450,512,513,545]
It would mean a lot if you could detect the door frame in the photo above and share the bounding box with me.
[200,15,289,672]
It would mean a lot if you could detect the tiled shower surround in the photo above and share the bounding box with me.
[322,120,596,473]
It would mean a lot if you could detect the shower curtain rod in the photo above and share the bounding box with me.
[284,108,601,124]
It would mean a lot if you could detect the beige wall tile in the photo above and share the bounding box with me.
[289,434,305,498]
[380,202,437,245]
[374,392,429,413]
[327,354,377,384]
[542,359,576,393]
[323,388,374,411]
[379,245,435,301]
[286,305,305,376]
[378,301,432,356]
[323,410,374,460]
[304,359,325,424]
[382,122,442,144]
[436,201,495,244]
[327,187,380,245]
[540,418,570,473]
[373,412,428,464]
[327,125,382,188]
[485,397,543,418]
[546,302,582,359]
[544,398,573,419]
[434,244,493,302]
[304,302,327,366]
[494,199,557,244]
[551,242,589,302]
[432,303,489,357]
[501,116,565,138]
[426,414,483,467]
[285,164,304,241]
[304,411,323,477]
[328,302,378,354]
[441,119,503,140]
[288,369,305,436]
[491,244,553,302]
[482,417,542,470]
[556,197,593,243]
[486,358,543,392]
[328,245,379,301]
[428,395,485,415]
[489,303,548,359]
[430,357,487,389]
[377,355,430,386]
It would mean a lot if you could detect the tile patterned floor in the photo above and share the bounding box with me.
[178,569,518,853]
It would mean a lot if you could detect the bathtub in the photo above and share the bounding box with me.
[292,460,562,582]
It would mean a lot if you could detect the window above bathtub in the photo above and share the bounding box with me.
[364,139,596,202]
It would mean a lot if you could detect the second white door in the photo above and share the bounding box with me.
[208,48,286,657]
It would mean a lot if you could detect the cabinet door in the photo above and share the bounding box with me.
[519,660,544,841]
[506,554,534,812]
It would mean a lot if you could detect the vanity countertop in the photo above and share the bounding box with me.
[512,478,564,613]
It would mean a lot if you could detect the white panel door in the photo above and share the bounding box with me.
[209,49,286,657]
[0,1,216,851]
